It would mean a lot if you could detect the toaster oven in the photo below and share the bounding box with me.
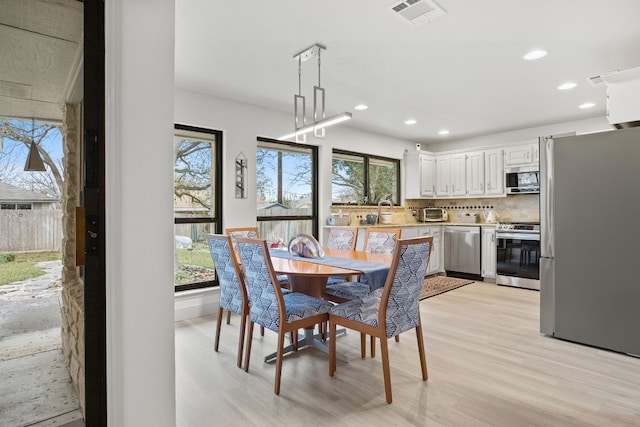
[417,208,448,222]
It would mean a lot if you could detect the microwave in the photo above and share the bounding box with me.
[505,166,540,194]
[417,208,448,222]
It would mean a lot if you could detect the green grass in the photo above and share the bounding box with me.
[175,241,216,285]
[0,251,61,286]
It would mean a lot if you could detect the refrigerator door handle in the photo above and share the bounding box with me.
[539,257,555,335]
[539,136,554,258]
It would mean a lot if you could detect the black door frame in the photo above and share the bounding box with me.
[83,0,107,424]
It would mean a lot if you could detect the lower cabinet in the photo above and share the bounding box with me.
[481,227,496,279]
[401,226,443,275]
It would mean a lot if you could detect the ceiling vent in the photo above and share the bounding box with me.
[0,80,32,100]
[389,0,446,26]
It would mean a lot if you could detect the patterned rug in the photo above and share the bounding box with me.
[420,276,474,300]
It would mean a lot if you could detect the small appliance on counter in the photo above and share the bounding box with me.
[457,212,478,223]
[416,207,448,222]
[485,209,499,224]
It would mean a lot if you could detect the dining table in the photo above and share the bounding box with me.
[263,248,394,362]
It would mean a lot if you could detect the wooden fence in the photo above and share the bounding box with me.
[0,210,63,252]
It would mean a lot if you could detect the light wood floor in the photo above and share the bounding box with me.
[175,282,640,427]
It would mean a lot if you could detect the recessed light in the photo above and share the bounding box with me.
[579,102,595,109]
[404,119,417,125]
[523,50,547,60]
[438,130,450,135]
[354,104,368,110]
[558,82,577,90]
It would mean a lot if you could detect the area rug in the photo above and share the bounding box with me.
[420,276,474,300]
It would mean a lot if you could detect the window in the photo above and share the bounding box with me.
[174,124,222,291]
[17,204,32,210]
[1,204,16,210]
[332,150,400,205]
[256,138,318,244]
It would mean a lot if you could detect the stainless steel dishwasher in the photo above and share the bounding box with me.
[444,226,481,278]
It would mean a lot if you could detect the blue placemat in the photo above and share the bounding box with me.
[269,249,390,290]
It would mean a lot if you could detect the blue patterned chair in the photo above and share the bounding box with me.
[325,227,402,356]
[325,227,358,287]
[328,236,433,404]
[237,237,333,395]
[207,234,249,369]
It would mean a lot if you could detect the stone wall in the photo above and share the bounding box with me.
[60,103,85,415]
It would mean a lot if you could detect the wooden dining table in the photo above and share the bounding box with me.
[264,248,394,362]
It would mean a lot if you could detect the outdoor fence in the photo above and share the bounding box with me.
[0,210,63,252]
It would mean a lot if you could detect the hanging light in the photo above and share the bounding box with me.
[279,43,352,142]
[24,118,46,171]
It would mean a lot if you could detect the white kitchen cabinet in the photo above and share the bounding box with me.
[484,148,505,196]
[435,156,451,197]
[504,143,538,167]
[450,153,467,197]
[466,151,485,197]
[404,151,435,198]
[481,227,496,279]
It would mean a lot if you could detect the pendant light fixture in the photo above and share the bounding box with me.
[279,43,352,142]
[24,118,46,172]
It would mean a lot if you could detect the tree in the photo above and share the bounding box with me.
[174,138,212,211]
[0,119,64,200]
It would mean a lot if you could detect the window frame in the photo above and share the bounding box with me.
[331,149,401,206]
[174,123,223,292]
[256,137,319,239]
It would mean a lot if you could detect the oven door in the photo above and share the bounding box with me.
[496,232,540,290]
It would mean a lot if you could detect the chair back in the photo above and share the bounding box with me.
[206,234,248,314]
[236,237,285,332]
[226,227,259,252]
[378,236,432,338]
[363,228,401,254]
[327,227,357,250]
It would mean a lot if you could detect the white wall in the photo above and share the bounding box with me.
[174,88,416,229]
[425,116,611,153]
[106,1,176,425]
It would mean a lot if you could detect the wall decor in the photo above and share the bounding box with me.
[235,151,247,198]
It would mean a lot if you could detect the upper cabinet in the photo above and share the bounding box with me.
[504,143,539,167]
[404,151,435,198]
[435,155,451,197]
[484,148,504,196]
[466,151,485,197]
[450,153,467,197]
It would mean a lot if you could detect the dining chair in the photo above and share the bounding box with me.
[206,234,249,369]
[327,226,358,250]
[237,237,333,395]
[324,227,402,356]
[328,236,433,404]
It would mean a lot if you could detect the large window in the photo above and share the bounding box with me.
[256,138,318,244]
[332,150,400,205]
[174,124,222,291]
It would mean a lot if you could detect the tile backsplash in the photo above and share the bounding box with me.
[406,194,539,223]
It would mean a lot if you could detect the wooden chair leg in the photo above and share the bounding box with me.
[380,337,393,404]
[260,325,265,336]
[360,333,366,358]
[226,309,231,325]
[291,330,298,351]
[395,335,400,342]
[370,336,376,358]
[416,323,428,381]
[237,312,247,369]
[214,307,223,352]
[274,330,286,395]
[330,322,337,376]
[243,321,254,372]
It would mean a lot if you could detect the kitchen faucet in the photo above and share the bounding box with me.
[377,199,393,223]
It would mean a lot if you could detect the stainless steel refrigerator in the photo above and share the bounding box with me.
[540,127,640,356]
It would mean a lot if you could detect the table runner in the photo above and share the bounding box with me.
[269,249,390,290]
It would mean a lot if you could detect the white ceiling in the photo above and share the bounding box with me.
[2,0,639,144]
[175,0,640,144]
[0,0,83,122]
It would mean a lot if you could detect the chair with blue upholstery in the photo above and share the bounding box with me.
[207,234,249,369]
[325,227,400,303]
[325,226,358,287]
[328,236,433,404]
[237,237,333,395]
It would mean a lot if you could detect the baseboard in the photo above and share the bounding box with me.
[174,288,219,321]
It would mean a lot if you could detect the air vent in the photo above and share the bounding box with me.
[0,80,32,100]
[389,0,446,26]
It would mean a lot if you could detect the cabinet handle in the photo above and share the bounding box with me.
[452,184,455,192]
[433,185,436,193]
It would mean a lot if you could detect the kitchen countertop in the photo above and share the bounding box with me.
[323,222,497,228]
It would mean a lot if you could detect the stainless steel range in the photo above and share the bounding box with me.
[495,222,540,290]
